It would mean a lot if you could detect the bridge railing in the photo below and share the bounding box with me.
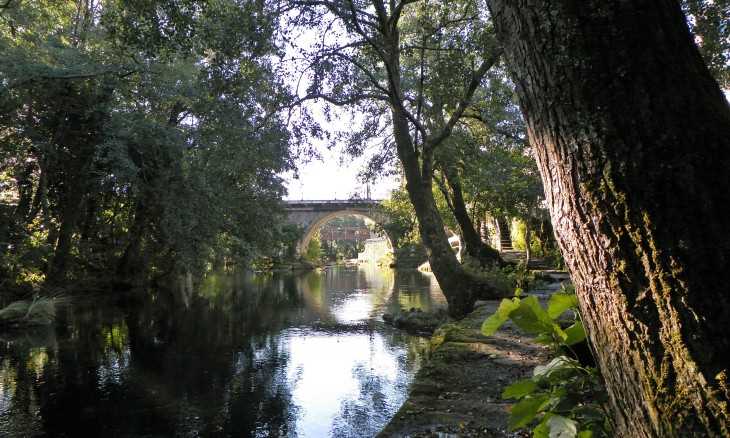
[283,199,383,204]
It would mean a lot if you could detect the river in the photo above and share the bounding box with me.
[0,266,446,437]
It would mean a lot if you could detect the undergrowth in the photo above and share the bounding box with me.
[481,285,612,437]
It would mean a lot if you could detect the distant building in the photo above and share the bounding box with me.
[318,215,373,245]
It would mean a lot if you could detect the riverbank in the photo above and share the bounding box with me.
[379,300,550,437]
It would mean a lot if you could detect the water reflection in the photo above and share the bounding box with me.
[0,267,444,437]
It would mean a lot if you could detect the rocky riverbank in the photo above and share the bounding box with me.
[379,301,550,437]
[382,308,450,334]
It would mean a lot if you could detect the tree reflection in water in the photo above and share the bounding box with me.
[0,267,444,437]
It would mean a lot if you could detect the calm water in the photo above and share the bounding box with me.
[0,266,445,437]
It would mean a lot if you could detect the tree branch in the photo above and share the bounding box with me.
[424,48,503,153]
[8,68,138,89]
[388,0,419,31]
[434,169,455,213]
[254,91,389,132]
[461,112,525,142]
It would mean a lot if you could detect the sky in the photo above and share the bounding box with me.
[280,100,399,201]
[282,89,730,201]
[278,10,730,203]
[282,148,398,201]
[277,13,400,201]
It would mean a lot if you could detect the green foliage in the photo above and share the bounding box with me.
[682,0,730,88]
[0,0,293,284]
[512,220,526,251]
[469,260,539,294]
[380,184,464,250]
[500,355,610,437]
[303,235,322,264]
[451,73,544,223]
[379,187,419,248]
[482,289,611,437]
[480,296,521,336]
[320,239,363,262]
[511,218,564,268]
[474,264,519,296]
[271,224,305,264]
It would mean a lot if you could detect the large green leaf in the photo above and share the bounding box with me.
[502,378,538,399]
[510,295,556,335]
[508,394,550,430]
[481,298,521,336]
[547,293,579,319]
[563,321,587,346]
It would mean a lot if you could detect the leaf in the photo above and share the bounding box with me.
[547,293,579,319]
[547,415,578,438]
[533,356,576,379]
[502,378,538,399]
[563,321,587,346]
[508,394,549,430]
[533,414,552,438]
[577,430,594,438]
[510,296,555,335]
[481,298,521,336]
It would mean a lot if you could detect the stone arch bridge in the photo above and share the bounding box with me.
[283,199,392,256]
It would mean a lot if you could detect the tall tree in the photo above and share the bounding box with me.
[434,75,543,266]
[486,0,729,435]
[288,0,508,316]
[0,0,292,284]
[435,158,501,266]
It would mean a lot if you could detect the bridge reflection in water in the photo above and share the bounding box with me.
[0,266,445,438]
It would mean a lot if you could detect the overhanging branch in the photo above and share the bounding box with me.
[425,48,503,153]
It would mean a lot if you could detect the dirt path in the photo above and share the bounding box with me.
[379,301,549,437]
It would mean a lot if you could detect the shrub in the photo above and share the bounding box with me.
[0,296,61,327]
[481,288,612,437]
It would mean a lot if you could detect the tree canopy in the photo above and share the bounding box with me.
[1,0,293,285]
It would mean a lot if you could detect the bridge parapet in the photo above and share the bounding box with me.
[282,199,390,256]
[283,199,383,210]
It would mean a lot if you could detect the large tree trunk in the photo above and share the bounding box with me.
[441,165,503,267]
[381,26,508,317]
[116,197,148,281]
[487,1,730,435]
[47,192,83,282]
[391,109,478,317]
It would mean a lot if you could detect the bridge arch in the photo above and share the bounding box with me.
[283,200,393,260]
[296,209,392,256]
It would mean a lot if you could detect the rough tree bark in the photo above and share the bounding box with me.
[486,1,729,435]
